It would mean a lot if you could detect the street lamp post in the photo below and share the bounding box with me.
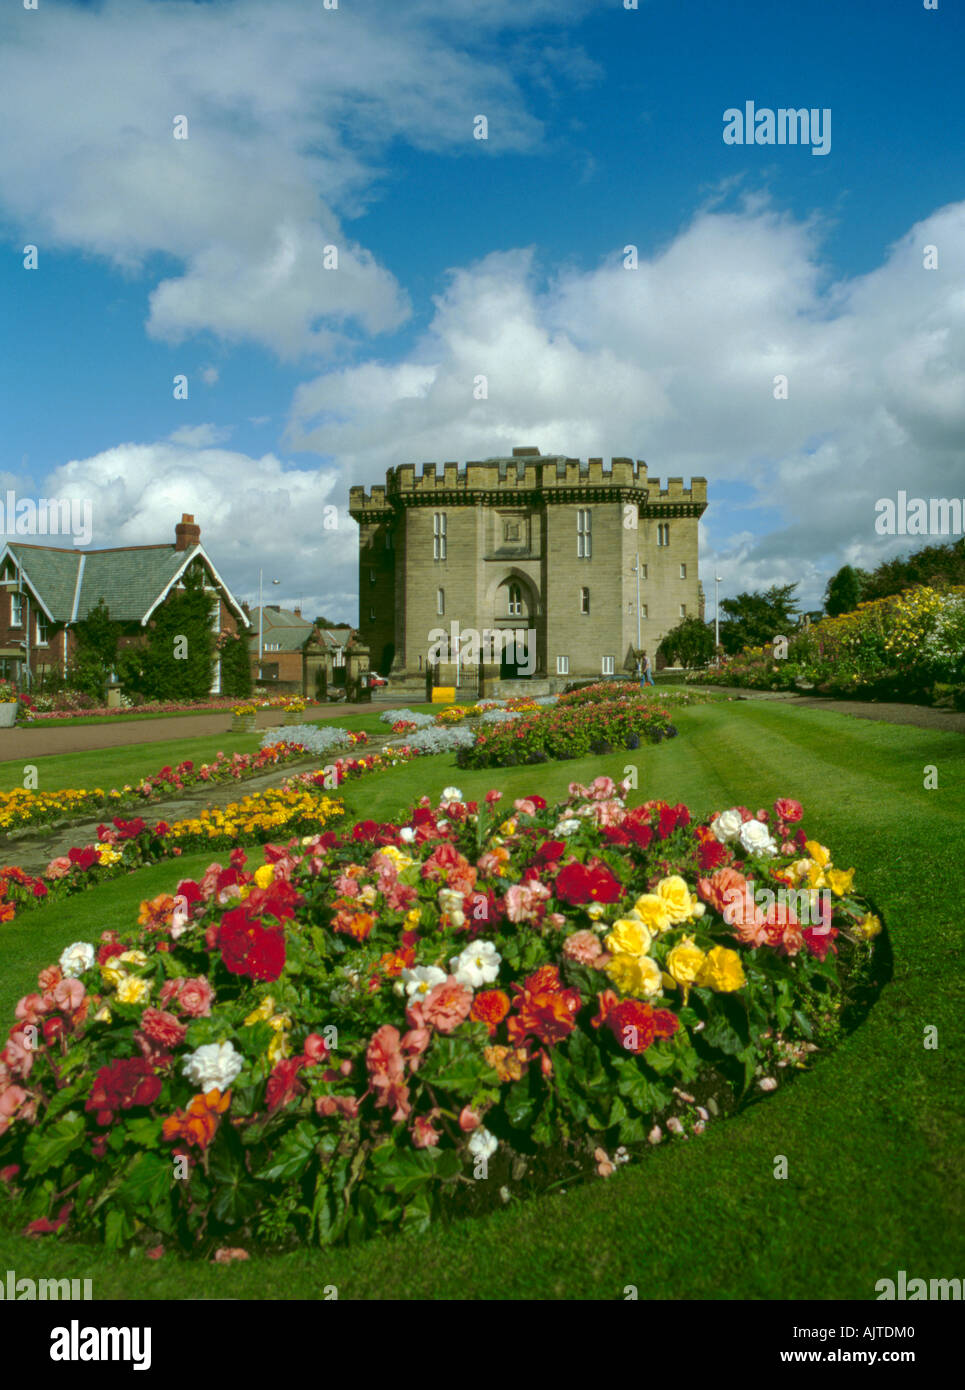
[257,570,280,682]
[715,575,722,663]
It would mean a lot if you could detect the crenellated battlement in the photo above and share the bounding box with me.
[349,448,707,515]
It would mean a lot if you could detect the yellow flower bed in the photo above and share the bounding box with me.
[0,786,111,832]
[165,787,344,844]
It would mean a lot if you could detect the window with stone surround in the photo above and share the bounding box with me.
[508,583,522,615]
[437,588,445,616]
[433,512,447,560]
[577,508,592,558]
[657,523,670,547]
[556,655,569,675]
[580,586,590,614]
[602,655,614,675]
[680,562,687,579]
[680,603,687,618]
[641,603,648,619]
[36,613,50,646]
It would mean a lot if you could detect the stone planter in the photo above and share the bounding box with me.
[232,714,257,733]
[0,702,18,727]
[283,710,305,726]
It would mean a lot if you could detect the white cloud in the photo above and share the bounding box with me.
[288,197,965,607]
[0,0,593,357]
[167,423,234,448]
[200,366,220,386]
[43,441,359,623]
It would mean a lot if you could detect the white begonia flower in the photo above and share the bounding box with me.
[555,818,582,836]
[400,965,448,1000]
[442,786,464,802]
[468,1127,498,1161]
[399,827,417,843]
[59,941,96,979]
[449,940,501,989]
[182,1041,244,1094]
[738,818,778,857]
[711,808,743,843]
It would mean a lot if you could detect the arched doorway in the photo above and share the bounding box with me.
[492,573,539,678]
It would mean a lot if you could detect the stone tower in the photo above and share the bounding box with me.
[349,447,707,687]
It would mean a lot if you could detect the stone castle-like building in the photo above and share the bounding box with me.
[349,448,706,687]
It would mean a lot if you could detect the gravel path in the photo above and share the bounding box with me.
[0,701,391,759]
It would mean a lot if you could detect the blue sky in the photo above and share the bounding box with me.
[1,0,963,621]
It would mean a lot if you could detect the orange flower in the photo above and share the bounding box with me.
[138,894,175,930]
[0,902,15,923]
[470,989,511,1036]
[332,906,375,941]
[378,945,416,978]
[484,1044,529,1083]
[161,1088,231,1150]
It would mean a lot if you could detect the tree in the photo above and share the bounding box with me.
[69,598,118,700]
[313,615,348,629]
[824,565,866,617]
[219,629,252,698]
[718,584,801,655]
[657,616,716,668]
[122,563,216,700]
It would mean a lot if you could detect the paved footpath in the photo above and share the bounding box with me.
[2,758,333,874]
[0,703,388,761]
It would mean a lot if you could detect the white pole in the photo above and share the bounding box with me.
[715,575,722,662]
[258,568,263,681]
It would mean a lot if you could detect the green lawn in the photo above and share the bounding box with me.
[1,700,962,1299]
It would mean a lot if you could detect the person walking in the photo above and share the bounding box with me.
[642,650,655,686]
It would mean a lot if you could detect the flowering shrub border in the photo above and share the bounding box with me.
[0,743,316,836]
[19,695,321,724]
[0,784,881,1255]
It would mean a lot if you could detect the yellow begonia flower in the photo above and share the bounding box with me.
[404,908,422,928]
[267,1030,290,1064]
[696,946,746,993]
[119,950,148,968]
[665,937,707,1004]
[116,976,151,1006]
[268,1013,291,1032]
[856,913,882,940]
[605,953,663,999]
[380,846,414,870]
[101,962,127,988]
[827,867,855,897]
[806,861,827,890]
[630,893,674,936]
[804,840,831,868]
[586,902,606,921]
[605,918,652,958]
[253,864,276,889]
[499,819,517,836]
[359,884,378,906]
[655,875,697,925]
[93,1005,112,1024]
[244,996,275,1026]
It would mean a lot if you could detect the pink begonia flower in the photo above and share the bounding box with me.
[546,912,567,930]
[588,800,625,828]
[52,978,86,1013]
[45,857,72,880]
[15,994,48,1024]
[590,776,617,801]
[1,1030,34,1079]
[458,1106,481,1133]
[422,978,473,1034]
[759,1077,778,1092]
[562,931,604,966]
[503,880,551,923]
[213,1248,249,1263]
[648,1126,663,1145]
[514,799,538,817]
[594,1147,615,1178]
[412,1113,441,1149]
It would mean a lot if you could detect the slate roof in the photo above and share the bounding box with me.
[3,542,248,626]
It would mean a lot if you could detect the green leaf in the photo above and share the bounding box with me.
[504,1075,537,1129]
[22,1112,86,1177]
[369,1145,440,1200]
[254,1120,319,1182]
[118,1151,174,1228]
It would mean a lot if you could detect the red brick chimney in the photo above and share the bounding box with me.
[175,513,201,550]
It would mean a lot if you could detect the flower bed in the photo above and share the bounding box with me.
[259,726,367,757]
[0,743,312,836]
[457,699,677,769]
[0,786,880,1254]
[0,789,346,928]
[379,708,435,728]
[19,694,318,724]
[686,585,965,702]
